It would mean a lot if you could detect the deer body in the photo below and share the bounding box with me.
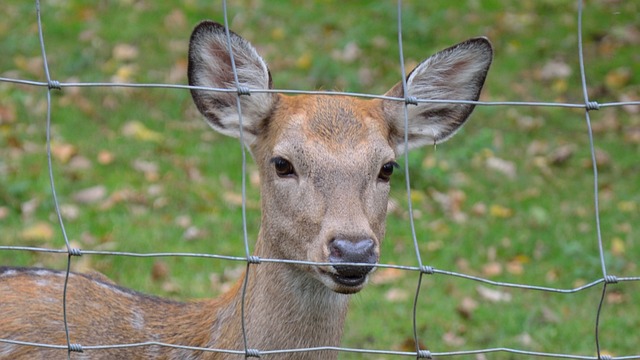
[0,21,492,359]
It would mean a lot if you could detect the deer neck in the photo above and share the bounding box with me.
[207,232,350,359]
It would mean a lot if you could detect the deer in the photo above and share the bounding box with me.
[0,20,492,359]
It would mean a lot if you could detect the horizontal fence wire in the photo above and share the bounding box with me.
[0,0,639,359]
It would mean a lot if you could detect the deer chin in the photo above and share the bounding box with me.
[316,267,371,295]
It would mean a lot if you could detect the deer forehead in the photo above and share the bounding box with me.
[264,95,394,161]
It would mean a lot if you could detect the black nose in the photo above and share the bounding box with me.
[329,238,377,280]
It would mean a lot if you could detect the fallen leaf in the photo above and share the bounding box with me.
[370,267,404,285]
[384,288,409,302]
[548,144,575,166]
[122,121,164,142]
[476,285,512,302]
[51,142,77,163]
[68,155,92,170]
[21,222,54,242]
[295,52,312,70]
[161,280,181,294]
[457,297,478,319]
[489,204,513,219]
[151,260,170,281]
[0,103,17,124]
[620,93,640,114]
[60,204,80,220]
[582,148,611,169]
[111,64,138,83]
[539,59,571,80]
[611,237,625,256]
[605,67,632,90]
[112,43,139,61]
[442,331,465,346]
[72,185,107,204]
[222,192,259,209]
[396,337,428,353]
[471,202,487,216]
[21,198,40,219]
[606,290,626,304]
[132,159,160,181]
[97,150,115,165]
[617,201,637,213]
[486,156,516,179]
[183,226,205,241]
[517,333,535,347]
[482,262,503,277]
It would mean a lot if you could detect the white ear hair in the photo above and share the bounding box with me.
[383,37,493,154]
[188,21,278,145]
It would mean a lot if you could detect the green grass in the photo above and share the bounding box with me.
[1,0,639,358]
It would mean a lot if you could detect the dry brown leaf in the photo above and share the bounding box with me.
[51,142,77,164]
[161,280,181,294]
[0,206,8,220]
[582,148,611,169]
[384,288,409,302]
[456,297,478,319]
[548,144,575,166]
[151,260,170,282]
[396,337,428,353]
[476,285,512,302]
[97,150,115,165]
[370,267,404,285]
[0,103,17,124]
[68,155,92,171]
[482,262,503,277]
[21,222,54,242]
[486,156,516,179]
[112,43,139,61]
[442,331,465,346]
[539,59,571,80]
[72,185,107,204]
[60,204,80,221]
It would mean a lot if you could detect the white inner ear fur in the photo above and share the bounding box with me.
[189,22,277,146]
[384,38,493,154]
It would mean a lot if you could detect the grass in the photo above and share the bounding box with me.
[1,0,639,358]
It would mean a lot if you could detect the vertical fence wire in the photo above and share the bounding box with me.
[35,0,83,357]
[1,0,640,359]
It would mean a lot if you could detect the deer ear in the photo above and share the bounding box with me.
[188,21,278,145]
[382,37,493,154]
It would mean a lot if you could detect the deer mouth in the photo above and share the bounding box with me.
[319,265,373,294]
[331,272,368,288]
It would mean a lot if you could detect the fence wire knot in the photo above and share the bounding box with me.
[604,275,618,284]
[246,255,261,264]
[47,80,61,90]
[405,96,418,106]
[417,349,432,359]
[68,343,84,353]
[245,348,261,358]
[599,355,613,360]
[585,101,600,111]
[419,265,435,275]
[237,86,251,96]
[68,247,82,257]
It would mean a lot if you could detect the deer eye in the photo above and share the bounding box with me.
[378,161,398,182]
[272,157,296,178]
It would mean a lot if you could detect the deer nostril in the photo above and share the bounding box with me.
[329,239,377,279]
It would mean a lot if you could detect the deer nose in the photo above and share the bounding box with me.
[328,238,377,284]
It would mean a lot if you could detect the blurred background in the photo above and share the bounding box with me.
[1,1,639,358]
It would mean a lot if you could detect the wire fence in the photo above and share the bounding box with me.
[1,0,639,359]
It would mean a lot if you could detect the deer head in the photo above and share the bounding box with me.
[188,21,492,295]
